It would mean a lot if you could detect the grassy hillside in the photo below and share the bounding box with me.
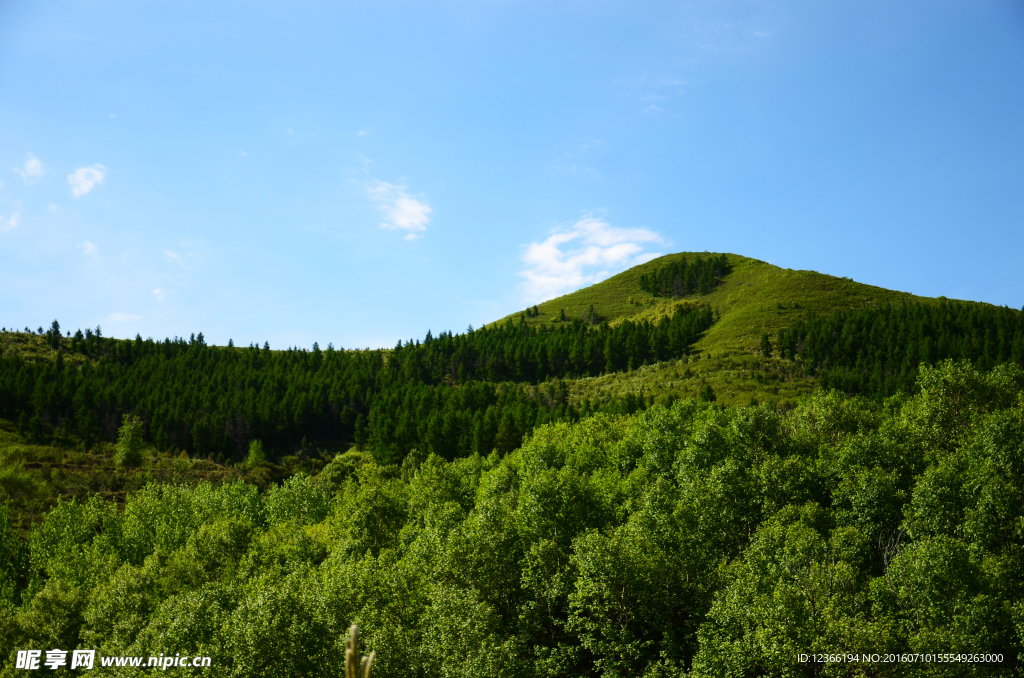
[0,329,85,365]
[496,253,938,407]
[500,252,925,350]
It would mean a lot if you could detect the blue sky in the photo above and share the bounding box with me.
[2,0,1022,349]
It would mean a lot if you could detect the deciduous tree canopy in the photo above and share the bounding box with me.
[1,360,1021,677]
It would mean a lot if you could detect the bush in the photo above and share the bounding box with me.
[246,440,266,468]
[114,414,144,468]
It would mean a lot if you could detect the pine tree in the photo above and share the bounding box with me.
[45,320,61,349]
[246,440,266,468]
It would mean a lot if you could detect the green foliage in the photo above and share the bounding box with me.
[265,473,330,526]
[13,255,1009,471]
[114,414,145,467]
[246,439,266,468]
[637,253,730,297]
[0,463,40,503]
[43,320,62,351]
[2,359,1023,676]
[29,495,119,588]
[697,381,716,403]
[0,305,714,467]
[784,300,1024,397]
[0,504,28,606]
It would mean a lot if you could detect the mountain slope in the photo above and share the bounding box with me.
[496,253,968,406]
[501,253,925,353]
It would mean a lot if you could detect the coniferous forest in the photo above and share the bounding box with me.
[637,254,730,298]
[0,305,714,466]
[2,258,1024,677]
[780,300,1024,397]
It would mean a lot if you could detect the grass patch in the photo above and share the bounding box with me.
[566,353,817,408]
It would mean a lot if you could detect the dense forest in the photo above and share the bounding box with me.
[779,300,1024,398]
[4,265,1024,676]
[0,306,713,465]
[637,254,730,298]
[1,360,1021,677]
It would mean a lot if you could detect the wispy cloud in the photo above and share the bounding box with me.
[357,129,370,136]
[153,287,166,302]
[80,241,97,257]
[0,212,20,232]
[109,312,141,322]
[520,215,663,303]
[16,153,44,182]
[164,243,204,268]
[68,164,107,197]
[367,180,432,240]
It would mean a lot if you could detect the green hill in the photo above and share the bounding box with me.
[498,253,1015,407]
[499,252,922,349]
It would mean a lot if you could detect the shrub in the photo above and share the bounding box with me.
[114,414,144,468]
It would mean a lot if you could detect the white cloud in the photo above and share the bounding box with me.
[164,247,202,268]
[0,212,20,232]
[357,129,369,136]
[68,164,107,197]
[519,216,663,303]
[367,181,431,238]
[80,241,97,256]
[153,287,166,302]
[17,153,44,182]
[47,203,62,213]
[109,312,141,322]
[0,180,4,188]
[240,150,248,157]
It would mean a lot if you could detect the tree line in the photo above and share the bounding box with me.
[0,306,714,465]
[395,303,714,382]
[637,253,730,298]
[775,300,1024,397]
